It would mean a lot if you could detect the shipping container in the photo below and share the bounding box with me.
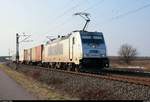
[28,44,44,64]
[24,48,32,63]
[31,47,36,62]
[35,45,43,62]
[24,49,28,62]
[28,48,32,62]
[19,50,24,63]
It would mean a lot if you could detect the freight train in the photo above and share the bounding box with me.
[12,13,109,72]
[13,30,109,72]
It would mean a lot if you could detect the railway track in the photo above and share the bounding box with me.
[53,68,150,87]
[8,63,150,87]
[104,68,150,78]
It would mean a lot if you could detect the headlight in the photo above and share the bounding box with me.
[101,54,106,57]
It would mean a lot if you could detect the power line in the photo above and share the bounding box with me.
[112,3,150,20]
[49,0,76,22]
[46,0,105,34]
[82,0,104,12]
[42,0,88,35]
[48,0,104,33]
[40,0,77,36]
[46,0,85,27]
[101,3,150,26]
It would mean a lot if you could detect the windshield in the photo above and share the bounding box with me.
[81,35,104,44]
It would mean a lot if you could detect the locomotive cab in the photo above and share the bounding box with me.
[80,31,109,69]
[70,30,109,71]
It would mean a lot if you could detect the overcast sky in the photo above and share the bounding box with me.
[0,0,150,56]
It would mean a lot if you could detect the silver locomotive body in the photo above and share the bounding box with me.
[43,30,109,71]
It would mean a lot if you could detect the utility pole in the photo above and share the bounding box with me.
[9,49,10,61]
[15,33,32,69]
[16,33,19,64]
[8,48,11,62]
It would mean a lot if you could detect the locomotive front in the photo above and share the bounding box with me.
[79,31,109,71]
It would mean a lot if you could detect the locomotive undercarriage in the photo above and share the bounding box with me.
[41,58,109,72]
[21,58,109,72]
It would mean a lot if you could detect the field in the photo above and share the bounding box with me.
[109,56,150,71]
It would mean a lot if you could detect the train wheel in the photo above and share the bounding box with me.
[75,67,80,72]
[48,64,51,69]
[67,67,71,71]
[63,63,67,70]
[67,63,72,71]
[52,63,56,69]
[48,63,52,69]
[75,65,80,72]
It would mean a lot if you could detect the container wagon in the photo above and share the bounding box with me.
[24,45,43,65]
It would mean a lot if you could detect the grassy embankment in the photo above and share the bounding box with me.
[0,64,73,100]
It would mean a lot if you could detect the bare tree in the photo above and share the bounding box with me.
[118,44,138,64]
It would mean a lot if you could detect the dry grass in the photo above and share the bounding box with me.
[7,64,120,100]
[15,67,121,100]
[0,64,73,100]
[110,59,150,71]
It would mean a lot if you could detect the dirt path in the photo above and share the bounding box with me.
[0,68,37,100]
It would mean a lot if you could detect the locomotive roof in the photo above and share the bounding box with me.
[45,30,103,45]
[45,34,70,45]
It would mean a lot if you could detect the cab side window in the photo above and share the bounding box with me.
[73,37,75,44]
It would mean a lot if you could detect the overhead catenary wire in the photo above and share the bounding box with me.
[47,0,105,34]
[48,0,76,24]
[43,0,105,36]
[83,1,150,31]
[82,0,104,12]
[42,1,150,41]
[42,0,88,35]
[112,3,150,20]
[19,35,32,43]
[100,3,150,27]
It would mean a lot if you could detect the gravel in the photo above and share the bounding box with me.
[7,63,150,100]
